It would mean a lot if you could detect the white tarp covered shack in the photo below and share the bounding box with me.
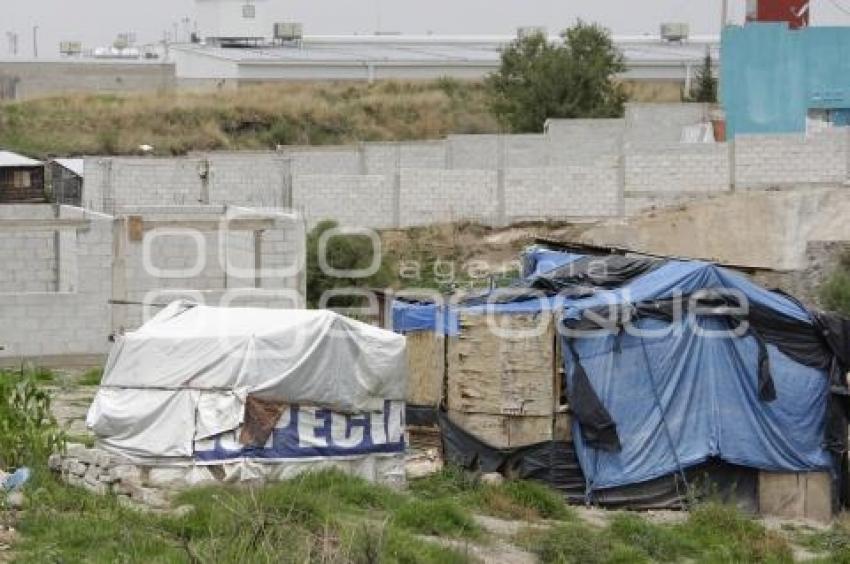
[86,302,408,485]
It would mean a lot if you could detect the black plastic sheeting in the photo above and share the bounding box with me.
[406,405,439,428]
[527,255,661,293]
[438,411,758,511]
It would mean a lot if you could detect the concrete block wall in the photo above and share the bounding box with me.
[80,108,850,231]
[86,154,292,214]
[0,231,57,293]
[85,158,200,213]
[625,144,730,193]
[112,205,305,332]
[505,160,621,222]
[205,152,290,208]
[624,103,709,147]
[545,119,625,164]
[399,169,499,227]
[293,175,395,229]
[734,130,848,189]
[290,148,361,176]
[0,206,113,360]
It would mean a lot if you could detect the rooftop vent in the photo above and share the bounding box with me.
[274,22,303,42]
[660,23,689,42]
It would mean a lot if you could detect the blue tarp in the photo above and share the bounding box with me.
[522,246,584,277]
[391,251,833,494]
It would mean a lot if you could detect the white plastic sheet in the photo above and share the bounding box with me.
[87,302,408,459]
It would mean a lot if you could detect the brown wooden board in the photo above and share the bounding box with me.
[447,312,556,417]
[406,331,444,407]
[758,471,833,523]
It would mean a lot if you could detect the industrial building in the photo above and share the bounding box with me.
[171,33,718,96]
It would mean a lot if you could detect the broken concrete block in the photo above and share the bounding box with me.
[481,473,504,486]
[94,451,116,468]
[171,504,195,519]
[98,473,118,485]
[83,480,109,496]
[65,443,88,458]
[147,468,188,489]
[69,462,88,477]
[47,454,62,472]
[6,492,24,510]
[185,466,219,486]
[74,448,101,466]
[131,487,169,509]
[109,465,142,484]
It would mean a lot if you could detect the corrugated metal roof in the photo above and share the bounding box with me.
[180,34,719,65]
[0,151,41,168]
[53,158,84,177]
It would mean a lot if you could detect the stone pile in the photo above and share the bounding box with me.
[48,444,202,509]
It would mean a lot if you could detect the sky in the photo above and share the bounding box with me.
[3,0,850,57]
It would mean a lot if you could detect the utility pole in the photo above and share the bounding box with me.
[32,25,38,58]
[721,0,729,29]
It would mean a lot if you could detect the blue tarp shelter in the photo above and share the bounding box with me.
[392,247,848,501]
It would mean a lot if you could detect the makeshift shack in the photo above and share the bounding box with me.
[392,246,850,520]
[0,150,44,203]
[78,302,409,494]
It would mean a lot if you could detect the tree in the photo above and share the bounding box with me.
[690,51,718,103]
[306,220,394,308]
[485,21,627,133]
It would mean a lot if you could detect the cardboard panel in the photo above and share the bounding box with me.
[406,331,444,407]
[448,312,556,417]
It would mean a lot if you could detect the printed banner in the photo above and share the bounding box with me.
[194,400,405,462]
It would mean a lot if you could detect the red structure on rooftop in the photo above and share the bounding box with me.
[746,0,810,29]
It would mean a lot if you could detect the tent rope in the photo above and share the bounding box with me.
[638,332,692,506]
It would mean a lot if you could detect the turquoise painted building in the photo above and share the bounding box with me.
[722,24,850,138]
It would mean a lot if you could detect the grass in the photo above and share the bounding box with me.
[11,459,850,563]
[15,468,473,563]
[819,257,850,316]
[411,465,573,521]
[0,80,499,158]
[517,503,796,564]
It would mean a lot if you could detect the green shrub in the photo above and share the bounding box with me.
[0,370,65,468]
[306,219,395,309]
[486,21,626,133]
